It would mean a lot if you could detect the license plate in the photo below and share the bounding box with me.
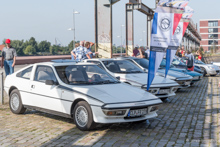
[128,108,148,117]
[158,89,170,94]
[185,81,191,85]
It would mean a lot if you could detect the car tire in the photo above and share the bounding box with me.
[9,89,26,114]
[73,101,96,131]
[202,68,207,76]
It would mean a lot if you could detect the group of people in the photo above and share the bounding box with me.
[71,41,98,62]
[0,38,203,76]
[176,46,204,71]
[132,46,150,59]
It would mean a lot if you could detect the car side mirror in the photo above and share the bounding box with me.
[45,80,58,85]
[116,76,120,80]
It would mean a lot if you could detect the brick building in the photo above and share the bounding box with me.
[200,19,220,52]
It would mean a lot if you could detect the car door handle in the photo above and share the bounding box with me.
[31,85,35,89]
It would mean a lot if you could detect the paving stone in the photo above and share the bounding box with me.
[0,77,219,146]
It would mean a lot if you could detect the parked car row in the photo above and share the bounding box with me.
[4,56,214,130]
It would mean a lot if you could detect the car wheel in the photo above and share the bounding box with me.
[202,68,207,76]
[9,89,26,114]
[73,101,96,131]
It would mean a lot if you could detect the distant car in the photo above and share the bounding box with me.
[159,58,203,85]
[118,57,193,89]
[4,61,162,131]
[172,56,204,75]
[194,59,218,76]
[84,58,179,100]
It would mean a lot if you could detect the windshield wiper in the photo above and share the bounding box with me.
[70,81,92,84]
[130,71,142,73]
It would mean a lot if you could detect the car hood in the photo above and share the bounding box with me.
[113,73,178,87]
[67,83,160,104]
[157,68,192,79]
[170,68,202,77]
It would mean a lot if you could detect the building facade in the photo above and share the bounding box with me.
[200,19,220,52]
[182,20,201,51]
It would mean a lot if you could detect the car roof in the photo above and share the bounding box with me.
[85,57,139,61]
[33,61,95,67]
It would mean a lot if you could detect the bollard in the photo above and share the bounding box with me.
[0,72,3,105]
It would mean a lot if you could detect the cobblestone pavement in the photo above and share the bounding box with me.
[0,77,220,147]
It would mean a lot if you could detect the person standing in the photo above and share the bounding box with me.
[185,50,194,71]
[196,50,203,62]
[71,41,90,62]
[85,42,98,59]
[1,39,17,76]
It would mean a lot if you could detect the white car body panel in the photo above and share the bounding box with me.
[4,62,162,124]
[194,63,217,75]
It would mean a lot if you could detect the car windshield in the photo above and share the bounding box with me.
[55,65,119,85]
[172,58,186,66]
[195,59,205,65]
[160,59,175,68]
[102,60,144,74]
[133,58,149,69]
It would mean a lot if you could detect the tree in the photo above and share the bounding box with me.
[49,46,55,55]
[11,40,24,56]
[28,37,38,52]
[38,41,51,52]
[24,45,36,55]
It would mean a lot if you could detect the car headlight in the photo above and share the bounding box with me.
[150,105,160,112]
[102,109,127,116]
[193,76,199,80]
[208,66,214,70]
[171,87,178,92]
[166,75,176,80]
[148,88,159,94]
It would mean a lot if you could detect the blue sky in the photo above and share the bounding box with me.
[0,0,218,46]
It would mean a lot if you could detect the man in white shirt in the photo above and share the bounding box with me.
[71,41,91,62]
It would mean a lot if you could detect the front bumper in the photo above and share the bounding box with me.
[175,80,192,88]
[191,76,203,83]
[91,105,160,124]
[207,69,217,75]
[142,86,178,98]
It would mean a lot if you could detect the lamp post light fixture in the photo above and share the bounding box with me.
[68,9,80,50]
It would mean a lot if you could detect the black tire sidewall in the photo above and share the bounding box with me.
[9,89,25,114]
[73,101,95,131]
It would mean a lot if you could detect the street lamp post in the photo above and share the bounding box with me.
[68,9,80,50]
[142,31,146,47]
[121,25,125,56]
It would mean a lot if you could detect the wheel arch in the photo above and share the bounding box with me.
[9,86,18,96]
[70,98,87,118]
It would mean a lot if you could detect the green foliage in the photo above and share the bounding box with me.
[11,40,24,56]
[38,41,51,52]
[1,37,79,56]
[24,45,36,55]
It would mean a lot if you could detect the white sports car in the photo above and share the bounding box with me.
[4,60,162,131]
[84,59,179,100]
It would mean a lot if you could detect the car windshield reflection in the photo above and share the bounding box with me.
[55,65,119,85]
[102,60,144,74]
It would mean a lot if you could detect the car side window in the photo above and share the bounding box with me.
[16,66,33,79]
[87,61,105,70]
[34,66,57,83]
